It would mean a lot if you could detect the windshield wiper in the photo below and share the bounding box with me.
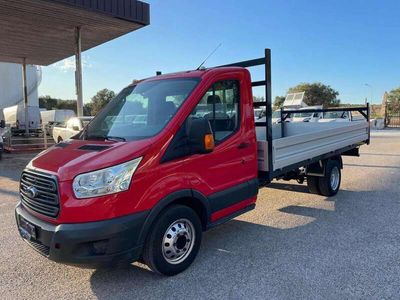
[105,136,126,142]
[86,135,126,142]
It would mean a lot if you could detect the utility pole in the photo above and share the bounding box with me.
[75,27,83,117]
[22,58,29,135]
[365,83,373,104]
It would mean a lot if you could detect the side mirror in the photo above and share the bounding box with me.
[186,117,214,154]
[0,120,5,128]
[72,126,80,131]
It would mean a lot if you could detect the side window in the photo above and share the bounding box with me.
[192,80,240,143]
[75,119,82,129]
[66,119,74,129]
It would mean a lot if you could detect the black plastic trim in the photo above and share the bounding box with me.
[15,203,149,267]
[78,145,111,152]
[137,190,211,244]
[208,178,259,213]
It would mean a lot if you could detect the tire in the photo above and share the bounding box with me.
[307,176,321,194]
[142,205,202,276]
[57,137,63,143]
[318,160,341,197]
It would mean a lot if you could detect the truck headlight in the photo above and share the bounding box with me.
[72,157,142,199]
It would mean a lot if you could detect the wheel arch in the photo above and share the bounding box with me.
[137,189,210,246]
[329,155,343,169]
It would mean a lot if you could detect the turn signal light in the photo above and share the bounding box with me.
[204,134,215,151]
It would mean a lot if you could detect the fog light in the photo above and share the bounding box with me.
[90,240,108,255]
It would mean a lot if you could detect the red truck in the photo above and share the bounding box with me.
[15,49,370,275]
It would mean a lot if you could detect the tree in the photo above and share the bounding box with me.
[83,103,93,116]
[39,96,77,113]
[89,88,116,115]
[253,95,265,102]
[287,82,340,107]
[387,87,400,110]
[39,95,58,110]
[39,88,115,116]
[273,96,285,108]
[56,99,77,112]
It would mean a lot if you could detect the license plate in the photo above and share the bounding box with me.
[19,216,36,240]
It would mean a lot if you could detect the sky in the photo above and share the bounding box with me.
[40,0,400,105]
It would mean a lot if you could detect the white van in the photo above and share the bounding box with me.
[3,105,41,134]
[40,109,75,125]
[40,109,75,135]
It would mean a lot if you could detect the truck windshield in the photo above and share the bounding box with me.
[293,112,313,118]
[84,78,200,141]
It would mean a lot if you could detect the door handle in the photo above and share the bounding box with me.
[237,142,250,149]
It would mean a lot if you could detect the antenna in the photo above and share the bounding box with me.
[196,43,222,70]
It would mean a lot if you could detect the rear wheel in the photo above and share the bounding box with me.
[307,176,320,194]
[57,137,63,143]
[142,205,202,276]
[318,160,341,196]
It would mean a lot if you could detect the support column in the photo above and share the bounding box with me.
[22,58,29,135]
[75,27,83,117]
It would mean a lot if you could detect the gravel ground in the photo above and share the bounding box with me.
[1,130,399,299]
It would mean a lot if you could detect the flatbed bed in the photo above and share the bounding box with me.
[216,49,370,184]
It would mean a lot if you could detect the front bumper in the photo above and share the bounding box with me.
[15,203,149,267]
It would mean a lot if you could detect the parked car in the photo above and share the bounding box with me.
[291,105,323,122]
[254,108,264,120]
[52,116,93,143]
[3,105,42,135]
[40,109,76,136]
[15,50,370,276]
[320,111,351,122]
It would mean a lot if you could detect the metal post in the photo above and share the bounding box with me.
[43,123,47,148]
[75,27,83,117]
[384,102,388,127]
[280,107,284,138]
[367,102,370,145]
[22,58,29,135]
[264,49,273,177]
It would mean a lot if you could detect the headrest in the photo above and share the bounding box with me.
[207,95,221,104]
[164,101,176,113]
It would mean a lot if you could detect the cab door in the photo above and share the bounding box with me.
[184,74,258,220]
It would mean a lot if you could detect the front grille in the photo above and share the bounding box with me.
[20,170,60,218]
[26,239,50,256]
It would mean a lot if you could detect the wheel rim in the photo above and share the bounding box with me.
[162,218,195,265]
[330,166,340,191]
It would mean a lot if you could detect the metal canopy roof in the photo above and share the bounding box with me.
[0,0,150,66]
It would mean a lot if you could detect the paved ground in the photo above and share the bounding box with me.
[1,130,400,299]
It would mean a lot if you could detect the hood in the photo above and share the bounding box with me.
[30,139,152,181]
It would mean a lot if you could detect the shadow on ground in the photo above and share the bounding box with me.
[0,153,36,182]
[90,188,400,299]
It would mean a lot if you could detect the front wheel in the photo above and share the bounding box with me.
[318,160,341,196]
[142,205,202,276]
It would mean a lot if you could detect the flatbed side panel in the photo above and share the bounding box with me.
[272,122,368,170]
